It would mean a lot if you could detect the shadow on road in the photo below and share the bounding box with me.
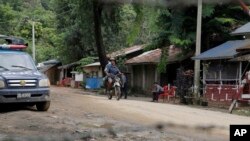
[0,104,36,113]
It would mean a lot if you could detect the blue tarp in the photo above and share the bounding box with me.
[192,40,250,60]
[231,22,250,35]
[85,78,103,89]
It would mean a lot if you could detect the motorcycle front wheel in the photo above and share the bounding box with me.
[115,86,121,100]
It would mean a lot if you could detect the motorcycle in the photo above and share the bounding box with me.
[106,74,122,100]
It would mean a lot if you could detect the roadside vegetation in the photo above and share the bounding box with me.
[0,0,249,65]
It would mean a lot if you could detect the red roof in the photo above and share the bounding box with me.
[125,46,189,65]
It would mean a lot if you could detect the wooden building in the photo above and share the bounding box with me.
[125,46,192,94]
[83,62,102,78]
[38,59,61,85]
[193,22,250,105]
[81,45,144,89]
[82,62,102,89]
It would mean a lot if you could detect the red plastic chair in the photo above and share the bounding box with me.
[158,85,170,102]
[167,86,177,103]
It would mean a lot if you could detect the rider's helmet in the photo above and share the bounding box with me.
[110,57,116,64]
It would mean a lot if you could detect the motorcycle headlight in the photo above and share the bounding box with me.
[39,79,50,87]
[0,80,5,88]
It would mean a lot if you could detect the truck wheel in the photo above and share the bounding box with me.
[36,101,50,111]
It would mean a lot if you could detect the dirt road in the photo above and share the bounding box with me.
[0,86,250,141]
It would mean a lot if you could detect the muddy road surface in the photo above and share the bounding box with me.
[0,86,250,141]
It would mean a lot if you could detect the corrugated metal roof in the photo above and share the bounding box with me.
[229,54,250,61]
[231,22,250,35]
[236,44,250,52]
[192,40,250,60]
[83,62,100,67]
[42,59,61,65]
[58,62,79,69]
[125,46,189,65]
[126,48,161,64]
[38,64,57,73]
[107,45,144,58]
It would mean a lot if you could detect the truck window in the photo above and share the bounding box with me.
[0,54,36,71]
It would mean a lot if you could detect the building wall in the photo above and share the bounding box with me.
[205,84,237,105]
[59,69,64,81]
[45,66,60,85]
[131,64,158,94]
[145,65,157,91]
[132,65,143,89]
[83,66,103,78]
[202,61,244,106]
[204,61,240,84]
[130,63,185,94]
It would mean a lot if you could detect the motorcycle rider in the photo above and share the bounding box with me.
[104,57,121,85]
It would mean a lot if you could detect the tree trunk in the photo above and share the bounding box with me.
[93,0,108,71]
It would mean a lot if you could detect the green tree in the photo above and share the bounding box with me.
[147,4,250,51]
[0,0,59,63]
[0,4,16,35]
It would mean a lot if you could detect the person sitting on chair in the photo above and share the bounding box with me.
[151,82,164,102]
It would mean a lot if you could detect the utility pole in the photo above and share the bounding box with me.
[32,21,36,62]
[194,0,202,97]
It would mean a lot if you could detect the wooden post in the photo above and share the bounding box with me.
[219,69,222,85]
[219,60,222,85]
[239,62,242,85]
[203,62,206,97]
[229,99,237,113]
[142,65,145,89]
[131,65,134,87]
[194,0,202,97]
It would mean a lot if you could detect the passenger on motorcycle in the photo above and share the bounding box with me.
[104,57,121,84]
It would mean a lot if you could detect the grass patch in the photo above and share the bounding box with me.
[233,109,250,117]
